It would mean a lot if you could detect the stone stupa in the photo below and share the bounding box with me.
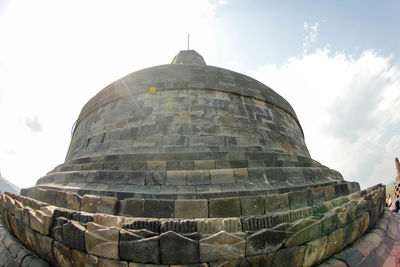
[0,50,391,266]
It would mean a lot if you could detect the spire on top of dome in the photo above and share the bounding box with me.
[171,50,206,65]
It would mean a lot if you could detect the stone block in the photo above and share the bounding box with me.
[53,241,73,267]
[210,169,235,184]
[119,198,145,217]
[234,168,249,182]
[194,160,215,170]
[64,192,81,210]
[200,231,245,262]
[35,233,56,265]
[144,199,174,218]
[166,171,187,185]
[187,170,210,185]
[94,213,125,228]
[174,199,208,218]
[179,160,194,170]
[359,212,370,237]
[324,228,344,259]
[289,190,313,210]
[246,229,290,256]
[85,222,120,259]
[240,196,265,216]
[322,212,338,235]
[28,208,53,236]
[303,235,327,267]
[145,172,166,185]
[215,160,230,169]
[312,187,325,204]
[81,195,118,214]
[272,246,305,267]
[324,186,336,201]
[285,221,322,247]
[334,183,349,197]
[209,198,241,218]
[119,229,160,263]
[159,231,199,264]
[80,195,101,213]
[265,193,289,212]
[62,220,86,252]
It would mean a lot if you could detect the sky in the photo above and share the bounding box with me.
[0,0,399,190]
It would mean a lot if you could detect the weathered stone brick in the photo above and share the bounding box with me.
[144,199,174,218]
[265,193,289,212]
[210,169,235,184]
[159,231,199,264]
[174,199,208,218]
[200,231,245,262]
[209,198,241,218]
[194,160,215,170]
[166,171,187,185]
[119,198,145,217]
[147,161,167,171]
[187,170,210,185]
[240,196,265,216]
[119,229,159,263]
[85,222,120,259]
[246,229,290,256]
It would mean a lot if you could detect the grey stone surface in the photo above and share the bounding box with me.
[209,198,241,218]
[159,231,199,264]
[119,229,159,263]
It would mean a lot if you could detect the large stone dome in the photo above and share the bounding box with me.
[1,50,386,267]
[35,50,342,200]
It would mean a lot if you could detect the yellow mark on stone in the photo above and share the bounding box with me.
[149,86,156,94]
[178,112,183,116]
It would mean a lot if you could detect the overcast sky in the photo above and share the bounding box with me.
[0,0,399,189]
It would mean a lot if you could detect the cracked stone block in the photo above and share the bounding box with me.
[285,221,322,247]
[303,235,328,267]
[119,229,160,263]
[85,222,120,259]
[200,231,245,262]
[62,220,86,252]
[28,207,54,236]
[53,241,73,267]
[246,229,290,256]
[160,231,199,264]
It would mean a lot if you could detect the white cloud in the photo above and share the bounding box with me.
[219,0,228,5]
[303,22,319,51]
[0,0,221,188]
[249,48,400,189]
[25,116,42,132]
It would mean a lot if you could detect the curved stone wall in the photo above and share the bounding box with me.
[0,184,385,266]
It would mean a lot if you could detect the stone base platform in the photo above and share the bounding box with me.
[0,184,388,266]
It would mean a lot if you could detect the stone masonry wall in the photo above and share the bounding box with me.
[0,184,385,266]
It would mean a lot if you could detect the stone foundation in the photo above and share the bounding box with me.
[0,184,385,266]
